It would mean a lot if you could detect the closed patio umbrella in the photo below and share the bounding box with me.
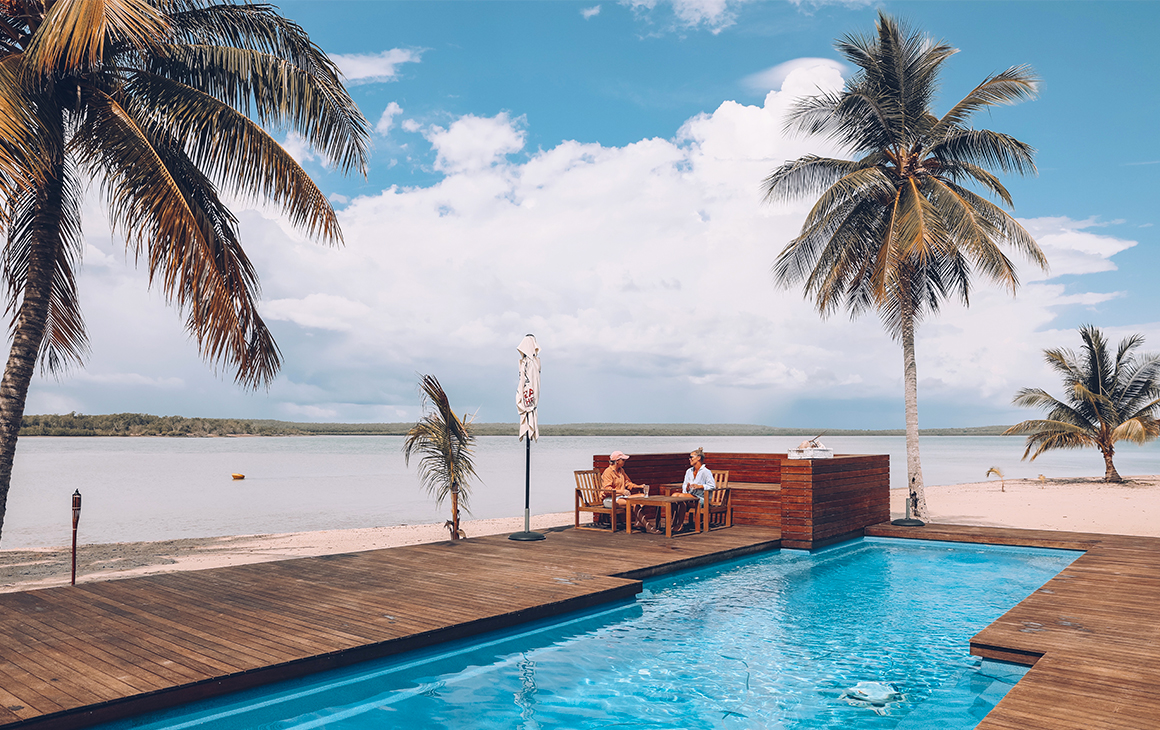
[510,334,545,541]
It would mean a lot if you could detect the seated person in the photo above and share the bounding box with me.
[675,447,716,530]
[602,451,659,533]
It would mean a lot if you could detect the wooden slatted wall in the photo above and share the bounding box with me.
[781,454,889,549]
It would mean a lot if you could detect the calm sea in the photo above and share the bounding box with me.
[4,434,1160,549]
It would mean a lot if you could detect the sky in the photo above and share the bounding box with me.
[25,0,1160,429]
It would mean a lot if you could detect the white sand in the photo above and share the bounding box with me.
[4,475,1159,593]
[890,475,1160,536]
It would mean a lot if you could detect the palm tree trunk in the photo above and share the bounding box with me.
[450,484,460,540]
[0,163,63,546]
[1102,447,1122,483]
[901,306,929,520]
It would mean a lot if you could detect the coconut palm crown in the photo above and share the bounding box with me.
[763,11,1047,520]
[403,375,479,540]
[0,0,371,544]
[1005,326,1160,483]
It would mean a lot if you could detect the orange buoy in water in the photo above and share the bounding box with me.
[232,473,245,480]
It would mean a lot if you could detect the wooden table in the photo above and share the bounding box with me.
[624,494,699,538]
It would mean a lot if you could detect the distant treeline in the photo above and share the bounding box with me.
[18,413,1013,437]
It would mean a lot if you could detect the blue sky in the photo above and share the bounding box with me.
[29,0,1160,428]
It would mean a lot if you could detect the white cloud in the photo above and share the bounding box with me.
[621,0,743,32]
[401,119,422,133]
[582,4,601,18]
[330,48,421,85]
[1019,217,1137,280]
[743,58,847,94]
[424,112,527,173]
[375,102,404,135]
[39,61,1151,427]
[264,294,373,332]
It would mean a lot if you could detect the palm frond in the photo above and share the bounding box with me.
[149,43,369,175]
[3,154,89,373]
[928,129,1037,176]
[761,155,868,204]
[1112,417,1160,445]
[927,65,1038,142]
[936,160,1014,207]
[75,88,280,388]
[26,0,168,75]
[123,69,343,242]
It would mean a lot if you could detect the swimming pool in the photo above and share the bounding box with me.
[98,538,1079,729]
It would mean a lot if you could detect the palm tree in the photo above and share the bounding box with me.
[403,375,479,540]
[763,11,1047,521]
[1005,326,1160,483]
[0,0,370,544]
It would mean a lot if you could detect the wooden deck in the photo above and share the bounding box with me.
[5,521,1160,730]
[0,525,780,730]
[867,522,1160,730]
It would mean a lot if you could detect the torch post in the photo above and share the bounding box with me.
[71,489,82,586]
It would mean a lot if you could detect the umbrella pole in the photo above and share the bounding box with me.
[524,436,531,532]
[510,435,545,541]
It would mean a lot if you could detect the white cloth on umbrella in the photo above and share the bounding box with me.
[516,335,540,442]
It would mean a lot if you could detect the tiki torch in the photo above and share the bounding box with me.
[71,489,81,586]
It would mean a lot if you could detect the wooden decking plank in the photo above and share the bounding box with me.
[91,575,344,660]
[32,589,241,678]
[60,583,289,670]
[103,573,379,652]
[0,663,71,716]
[0,591,205,689]
[61,583,259,670]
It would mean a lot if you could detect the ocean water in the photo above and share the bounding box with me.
[4,434,1160,549]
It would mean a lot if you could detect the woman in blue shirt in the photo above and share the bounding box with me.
[677,448,715,530]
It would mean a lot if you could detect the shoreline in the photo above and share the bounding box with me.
[4,474,1159,593]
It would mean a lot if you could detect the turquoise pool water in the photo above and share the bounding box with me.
[99,538,1078,729]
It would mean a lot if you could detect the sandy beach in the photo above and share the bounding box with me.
[3,475,1158,593]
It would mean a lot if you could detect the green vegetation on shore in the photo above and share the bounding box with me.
[19,413,1012,438]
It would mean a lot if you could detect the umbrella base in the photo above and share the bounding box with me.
[508,531,546,541]
[891,518,926,527]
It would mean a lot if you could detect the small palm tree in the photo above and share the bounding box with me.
[985,466,1005,492]
[763,11,1047,520]
[1005,326,1160,483]
[403,375,479,540]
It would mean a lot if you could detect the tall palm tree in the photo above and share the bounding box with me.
[0,0,370,544]
[763,11,1047,521]
[403,375,479,540]
[1005,326,1160,483]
